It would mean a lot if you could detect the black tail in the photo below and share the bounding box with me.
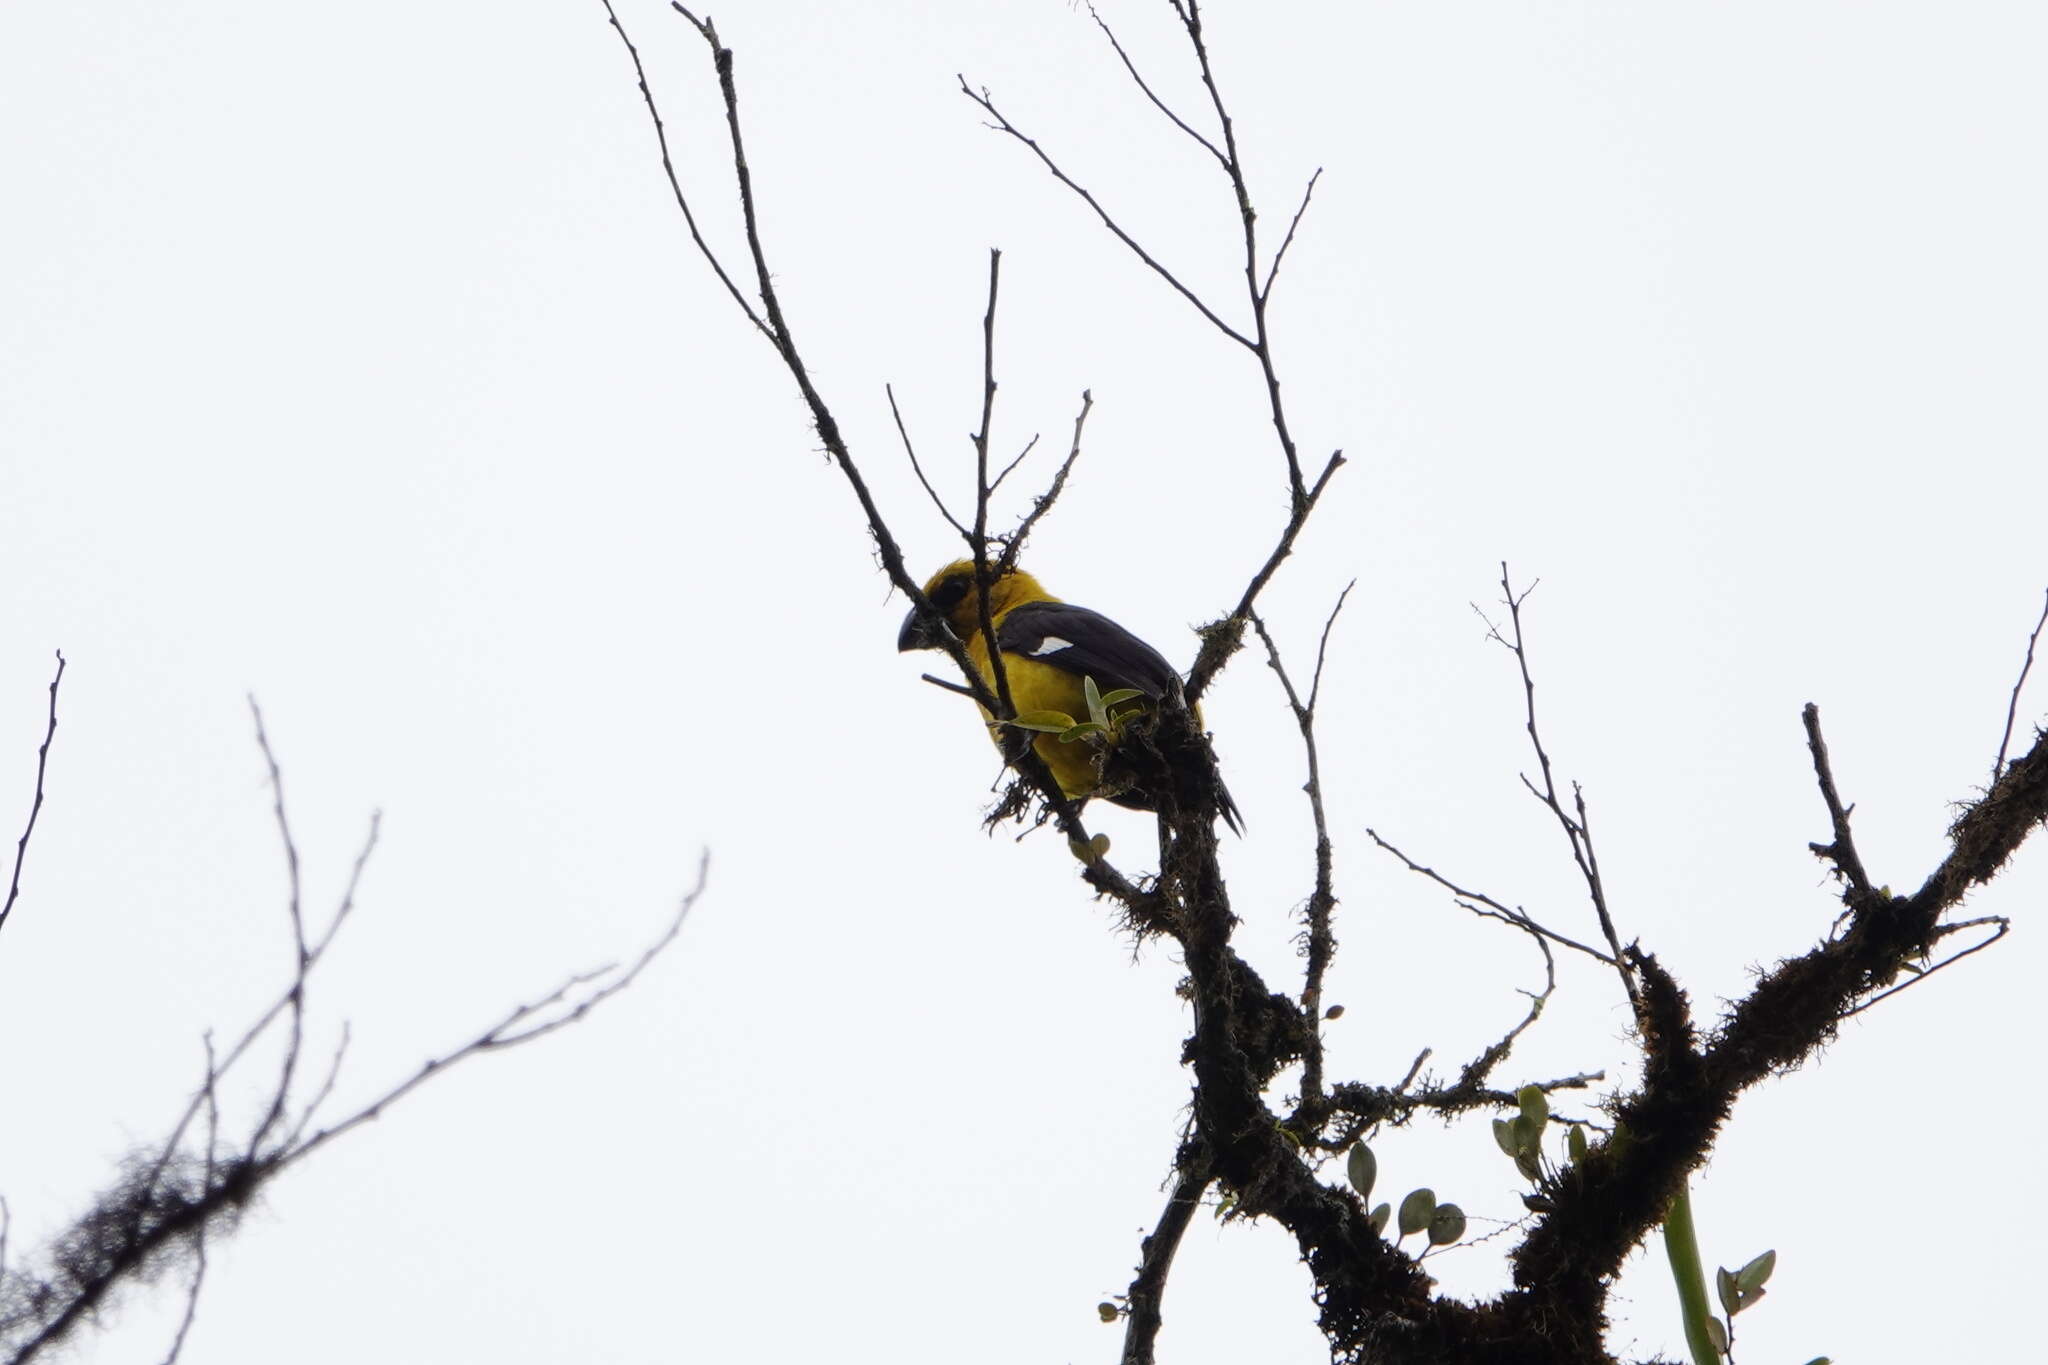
[1216,775,1245,836]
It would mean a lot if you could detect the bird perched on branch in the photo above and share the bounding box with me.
[897,558,1242,833]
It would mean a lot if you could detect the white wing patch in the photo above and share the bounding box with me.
[1027,636,1074,656]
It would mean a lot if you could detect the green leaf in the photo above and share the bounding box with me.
[1703,1314,1728,1355]
[1517,1084,1549,1127]
[1396,1188,1436,1238]
[1006,709,1077,733]
[1067,833,1113,864]
[1058,721,1110,743]
[1568,1124,1589,1165]
[1510,1113,1537,1156]
[1427,1202,1467,1247]
[1492,1118,1518,1157]
[1514,1151,1542,1183]
[1345,1144,1377,1203]
[1083,674,1106,726]
[1716,1266,1739,1319]
[1801,1358,1833,1364]
[1098,688,1145,708]
[1096,1303,1119,1323]
[1735,1249,1776,1296]
[1369,1202,1391,1237]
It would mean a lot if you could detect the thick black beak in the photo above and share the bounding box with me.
[898,604,942,652]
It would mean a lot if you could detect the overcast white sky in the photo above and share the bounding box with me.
[3,2,2044,1361]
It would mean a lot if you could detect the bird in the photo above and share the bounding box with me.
[897,558,1241,832]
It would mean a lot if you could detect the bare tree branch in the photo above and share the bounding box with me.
[158,1038,220,1365]
[985,431,1040,498]
[886,383,972,541]
[1261,168,1323,302]
[1480,567,1639,1006]
[1170,0,1307,506]
[1,651,65,943]
[1184,447,1344,706]
[0,739,702,1365]
[995,390,1092,578]
[1118,1138,1213,1365]
[620,6,1150,914]
[1449,912,1558,1097]
[967,250,1019,723]
[246,699,308,1158]
[971,0,1349,708]
[1841,914,2010,1018]
[1248,586,1352,1110]
[1087,4,1229,170]
[602,10,2048,1363]
[1992,585,2048,781]
[1317,1067,1606,1160]
[599,0,769,339]
[957,78,1255,350]
[1363,828,1620,970]
[1802,703,1877,904]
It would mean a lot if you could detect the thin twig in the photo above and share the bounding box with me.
[1486,566,1638,1005]
[161,1038,223,1365]
[1306,577,1350,714]
[1261,169,1323,302]
[287,849,708,1166]
[1364,828,1620,968]
[282,1022,352,1153]
[1173,0,1307,505]
[1,649,65,941]
[1185,448,1345,707]
[985,432,1041,497]
[996,390,1093,577]
[1087,4,1229,170]
[313,811,381,959]
[958,78,1256,351]
[1840,915,2010,1018]
[144,810,380,1194]
[886,383,971,540]
[600,0,770,339]
[1451,918,1557,1095]
[1992,586,2048,782]
[247,698,307,1157]
[967,250,1018,725]
[1248,588,1352,1107]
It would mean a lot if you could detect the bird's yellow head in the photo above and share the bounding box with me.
[896,559,1058,652]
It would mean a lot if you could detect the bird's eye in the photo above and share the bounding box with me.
[932,576,969,610]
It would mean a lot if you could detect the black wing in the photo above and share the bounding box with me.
[995,601,1182,699]
[1000,600,1243,834]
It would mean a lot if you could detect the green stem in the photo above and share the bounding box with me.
[1663,1179,1721,1365]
